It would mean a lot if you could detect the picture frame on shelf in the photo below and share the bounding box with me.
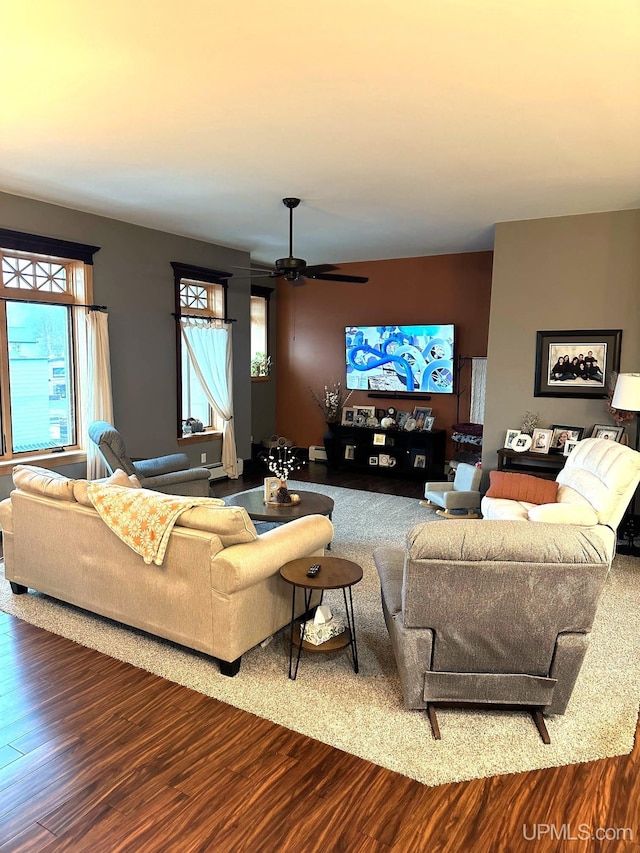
[411,406,432,430]
[396,411,409,429]
[341,407,355,426]
[534,329,621,399]
[368,455,379,466]
[591,424,625,442]
[504,429,521,449]
[373,433,386,446]
[378,453,397,468]
[512,433,533,453]
[563,439,579,457]
[549,425,584,454]
[344,444,356,460]
[423,416,435,431]
[354,406,376,425]
[410,448,427,469]
[530,427,553,454]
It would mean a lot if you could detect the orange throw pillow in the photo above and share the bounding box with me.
[486,471,559,505]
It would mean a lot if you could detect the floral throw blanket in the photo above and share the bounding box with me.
[87,484,218,566]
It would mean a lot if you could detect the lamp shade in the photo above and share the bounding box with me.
[612,373,640,413]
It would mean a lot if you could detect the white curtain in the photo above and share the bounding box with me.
[470,357,487,424]
[82,309,114,479]
[180,318,238,478]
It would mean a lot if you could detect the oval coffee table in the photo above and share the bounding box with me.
[226,489,334,523]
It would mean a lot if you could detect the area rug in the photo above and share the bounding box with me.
[1,481,639,787]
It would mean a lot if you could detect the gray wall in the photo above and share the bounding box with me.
[0,191,257,495]
[483,209,640,480]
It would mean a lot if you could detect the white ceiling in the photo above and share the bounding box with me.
[2,1,639,268]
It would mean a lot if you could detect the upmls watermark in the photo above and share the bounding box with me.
[523,824,633,843]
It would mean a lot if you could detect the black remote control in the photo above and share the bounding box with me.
[306,563,321,577]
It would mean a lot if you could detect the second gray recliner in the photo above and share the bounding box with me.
[88,421,211,496]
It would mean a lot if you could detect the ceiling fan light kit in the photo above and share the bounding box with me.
[239,198,369,285]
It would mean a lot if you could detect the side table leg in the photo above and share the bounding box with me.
[342,586,359,674]
[289,587,313,680]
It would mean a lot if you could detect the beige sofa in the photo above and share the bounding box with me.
[0,466,333,676]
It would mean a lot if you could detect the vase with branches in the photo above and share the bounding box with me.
[311,381,353,424]
[262,446,305,502]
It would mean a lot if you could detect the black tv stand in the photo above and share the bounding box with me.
[324,424,445,480]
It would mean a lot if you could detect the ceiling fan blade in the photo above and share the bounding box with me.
[306,272,369,283]
[304,263,340,275]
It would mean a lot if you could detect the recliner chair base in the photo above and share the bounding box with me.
[425,702,551,744]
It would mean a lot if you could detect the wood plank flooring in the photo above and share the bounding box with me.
[0,463,639,852]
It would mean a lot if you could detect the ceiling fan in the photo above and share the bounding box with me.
[238,198,369,285]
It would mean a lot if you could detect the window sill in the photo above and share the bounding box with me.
[0,449,87,478]
[251,376,271,382]
[177,431,222,446]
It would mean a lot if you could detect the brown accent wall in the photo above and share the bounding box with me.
[275,252,493,456]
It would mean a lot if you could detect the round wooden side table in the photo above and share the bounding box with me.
[279,556,363,680]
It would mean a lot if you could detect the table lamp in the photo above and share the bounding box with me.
[612,373,640,451]
[612,372,640,553]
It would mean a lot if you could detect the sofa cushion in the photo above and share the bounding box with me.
[73,469,142,507]
[485,471,559,505]
[12,465,76,502]
[528,503,599,525]
[176,504,258,546]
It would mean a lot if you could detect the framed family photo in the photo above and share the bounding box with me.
[530,427,553,454]
[534,329,622,399]
[341,406,355,425]
[504,428,521,449]
[549,424,584,454]
[591,424,625,442]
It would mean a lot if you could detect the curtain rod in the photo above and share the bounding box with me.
[0,296,107,311]
[174,312,237,322]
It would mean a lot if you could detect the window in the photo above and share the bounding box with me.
[0,229,99,461]
[250,285,272,377]
[172,262,229,435]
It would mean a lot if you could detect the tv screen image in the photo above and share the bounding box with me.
[345,324,455,393]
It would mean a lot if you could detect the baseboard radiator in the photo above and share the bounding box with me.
[205,459,244,480]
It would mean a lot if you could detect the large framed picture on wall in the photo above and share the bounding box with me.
[534,329,622,399]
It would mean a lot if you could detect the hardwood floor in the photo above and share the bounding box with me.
[0,463,638,852]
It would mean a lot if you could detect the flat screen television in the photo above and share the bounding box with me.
[345,324,455,393]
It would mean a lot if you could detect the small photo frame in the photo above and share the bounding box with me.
[373,433,386,446]
[504,429,521,449]
[344,444,356,460]
[530,428,553,454]
[355,406,376,420]
[411,407,432,430]
[396,411,409,429]
[341,407,355,425]
[563,439,579,457]
[263,476,280,503]
[413,453,426,469]
[550,425,585,453]
[512,433,533,453]
[368,455,378,466]
[591,424,625,442]
[423,416,435,432]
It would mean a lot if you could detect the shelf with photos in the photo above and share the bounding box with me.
[326,406,446,480]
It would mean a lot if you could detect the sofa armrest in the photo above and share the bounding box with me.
[211,515,334,594]
[134,453,191,477]
[424,482,453,494]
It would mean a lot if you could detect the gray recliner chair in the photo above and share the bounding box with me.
[88,421,211,497]
[373,519,611,742]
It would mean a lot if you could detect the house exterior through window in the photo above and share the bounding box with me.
[0,229,99,462]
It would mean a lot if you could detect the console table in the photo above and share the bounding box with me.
[324,424,446,480]
[497,448,567,480]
